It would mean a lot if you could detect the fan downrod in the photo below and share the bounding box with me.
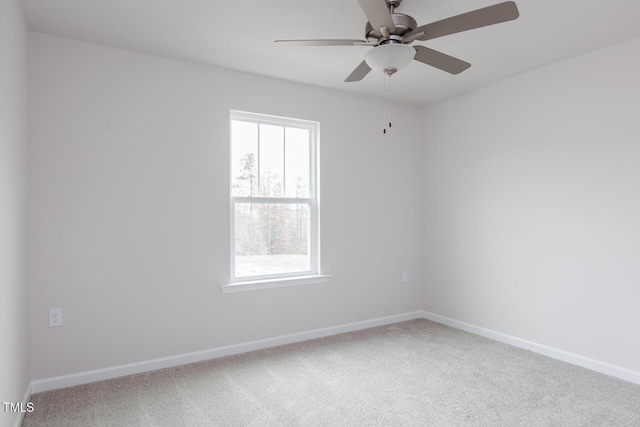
[386,0,402,12]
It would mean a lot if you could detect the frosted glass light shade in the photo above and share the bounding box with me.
[364,44,415,73]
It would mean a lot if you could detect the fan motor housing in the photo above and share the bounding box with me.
[365,13,417,42]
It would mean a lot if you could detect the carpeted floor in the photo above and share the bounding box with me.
[22,319,640,426]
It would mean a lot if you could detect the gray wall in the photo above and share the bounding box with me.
[28,33,425,380]
[424,36,640,373]
[0,1,30,427]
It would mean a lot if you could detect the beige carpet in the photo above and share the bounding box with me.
[22,319,640,426]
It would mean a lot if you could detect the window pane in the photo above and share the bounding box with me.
[231,120,258,197]
[285,127,310,198]
[234,202,310,278]
[259,124,284,197]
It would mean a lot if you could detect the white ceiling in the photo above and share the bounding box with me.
[21,0,640,105]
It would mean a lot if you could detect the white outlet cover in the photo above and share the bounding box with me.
[49,308,63,327]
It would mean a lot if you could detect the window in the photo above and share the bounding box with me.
[225,111,326,292]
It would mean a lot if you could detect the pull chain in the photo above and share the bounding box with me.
[388,74,392,130]
[383,73,393,134]
[383,73,387,134]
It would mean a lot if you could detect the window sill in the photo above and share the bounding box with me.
[221,274,331,294]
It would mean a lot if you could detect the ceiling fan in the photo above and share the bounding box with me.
[275,0,519,82]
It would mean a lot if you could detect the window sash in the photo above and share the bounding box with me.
[230,111,319,283]
[231,199,317,281]
[231,196,313,204]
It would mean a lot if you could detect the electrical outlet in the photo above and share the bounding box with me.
[402,271,409,283]
[49,308,63,327]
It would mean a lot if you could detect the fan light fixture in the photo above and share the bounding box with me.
[364,43,415,76]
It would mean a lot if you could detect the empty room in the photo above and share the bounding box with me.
[2,0,640,426]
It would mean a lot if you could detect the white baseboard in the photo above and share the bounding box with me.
[29,309,640,395]
[421,310,640,386]
[30,311,424,394]
[12,382,32,427]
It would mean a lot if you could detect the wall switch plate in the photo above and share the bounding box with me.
[49,308,63,327]
[402,271,409,283]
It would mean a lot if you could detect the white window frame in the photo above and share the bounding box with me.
[222,110,329,293]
